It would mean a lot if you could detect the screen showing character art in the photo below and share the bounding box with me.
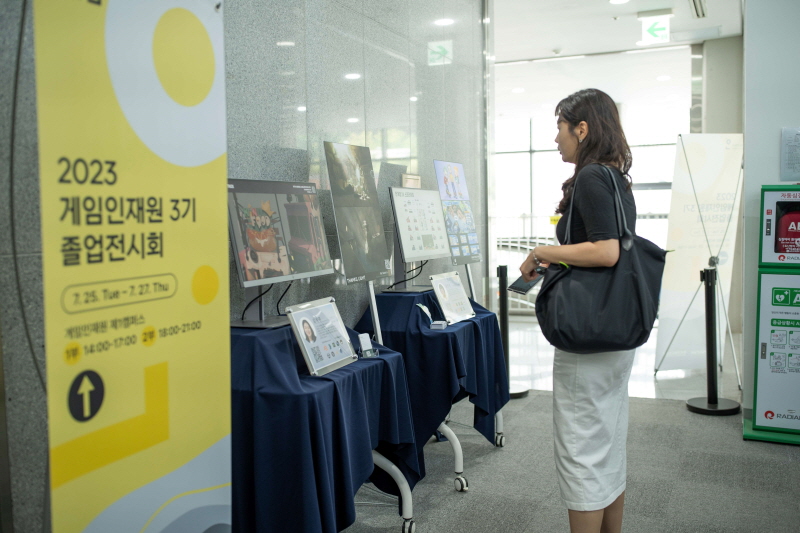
[228,179,333,288]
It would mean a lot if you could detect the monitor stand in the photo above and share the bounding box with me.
[230,316,290,329]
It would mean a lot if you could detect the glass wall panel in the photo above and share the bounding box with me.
[495,118,530,153]
[493,152,531,238]
[532,151,571,240]
[630,145,678,184]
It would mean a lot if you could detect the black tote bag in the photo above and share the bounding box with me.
[535,165,666,354]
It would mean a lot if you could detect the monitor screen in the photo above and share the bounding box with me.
[389,187,451,263]
[227,179,333,288]
[433,160,481,265]
[324,142,391,283]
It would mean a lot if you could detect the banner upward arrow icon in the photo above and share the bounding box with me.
[78,375,95,418]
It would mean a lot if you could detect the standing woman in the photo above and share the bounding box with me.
[519,88,636,533]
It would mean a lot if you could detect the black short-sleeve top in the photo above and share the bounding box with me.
[555,164,637,245]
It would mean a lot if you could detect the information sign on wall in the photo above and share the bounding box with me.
[754,271,800,434]
[34,1,231,531]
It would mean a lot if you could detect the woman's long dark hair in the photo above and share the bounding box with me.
[555,89,632,214]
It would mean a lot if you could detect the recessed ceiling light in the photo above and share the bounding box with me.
[511,87,525,94]
[410,96,418,102]
[609,0,630,4]
[656,75,671,81]
[345,73,361,80]
[434,18,454,26]
[297,106,307,112]
[347,118,359,123]
[276,41,296,47]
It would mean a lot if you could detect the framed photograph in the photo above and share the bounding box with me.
[286,297,358,376]
[430,271,476,324]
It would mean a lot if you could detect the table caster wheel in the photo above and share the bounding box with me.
[402,519,416,533]
[495,433,506,447]
[454,475,469,492]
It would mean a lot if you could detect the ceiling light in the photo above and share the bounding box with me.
[410,97,418,102]
[297,106,307,112]
[511,87,525,94]
[434,18,454,26]
[344,73,361,80]
[347,118,359,123]
[276,41,295,47]
[656,75,671,81]
[691,54,704,59]
[609,0,630,4]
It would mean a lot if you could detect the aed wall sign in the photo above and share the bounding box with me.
[34,2,231,532]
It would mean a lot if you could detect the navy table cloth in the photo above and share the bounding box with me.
[231,326,419,533]
[355,291,510,481]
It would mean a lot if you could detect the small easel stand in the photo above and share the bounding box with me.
[365,279,417,532]
[655,138,743,414]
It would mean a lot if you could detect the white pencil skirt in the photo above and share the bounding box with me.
[552,347,635,511]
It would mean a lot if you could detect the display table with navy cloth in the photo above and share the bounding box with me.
[355,291,510,480]
[231,326,419,533]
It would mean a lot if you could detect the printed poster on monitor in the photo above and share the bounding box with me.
[434,160,480,265]
[324,142,391,283]
[34,2,231,531]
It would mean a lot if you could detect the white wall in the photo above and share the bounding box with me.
[742,0,800,412]
[704,36,743,134]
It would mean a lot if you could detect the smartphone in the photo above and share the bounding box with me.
[507,266,547,295]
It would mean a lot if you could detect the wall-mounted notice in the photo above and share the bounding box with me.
[780,127,800,181]
[433,160,481,265]
[389,187,450,263]
[34,2,231,532]
[753,271,800,435]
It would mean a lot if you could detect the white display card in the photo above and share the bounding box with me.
[430,271,475,325]
[286,297,357,376]
[390,187,451,262]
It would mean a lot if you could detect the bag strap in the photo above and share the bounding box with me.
[564,164,633,251]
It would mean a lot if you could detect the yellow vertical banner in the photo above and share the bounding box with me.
[33,1,231,532]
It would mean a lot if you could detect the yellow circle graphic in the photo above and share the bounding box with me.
[64,342,82,365]
[192,265,219,305]
[142,326,158,347]
[152,8,215,107]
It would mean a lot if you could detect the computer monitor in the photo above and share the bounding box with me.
[389,187,451,263]
[227,179,333,288]
[433,160,481,265]
[324,141,391,284]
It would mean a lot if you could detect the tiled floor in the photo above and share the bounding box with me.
[508,315,743,403]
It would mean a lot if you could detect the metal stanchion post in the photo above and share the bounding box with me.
[497,265,528,399]
[686,268,740,416]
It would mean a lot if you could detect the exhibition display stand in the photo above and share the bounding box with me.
[355,291,510,487]
[230,326,420,533]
